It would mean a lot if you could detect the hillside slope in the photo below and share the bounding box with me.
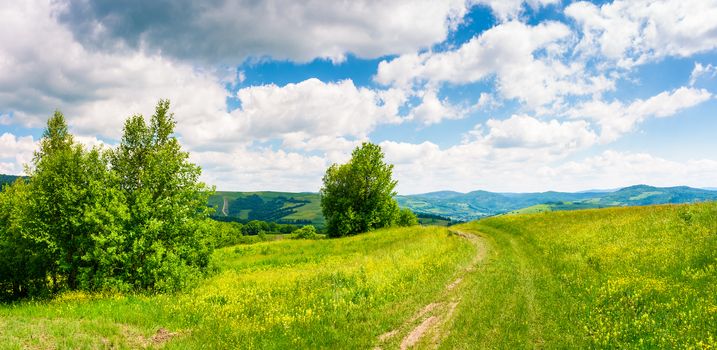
[444,203,717,348]
[208,191,324,226]
[0,226,474,348]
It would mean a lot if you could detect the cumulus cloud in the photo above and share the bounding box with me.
[59,0,474,64]
[0,1,411,187]
[376,20,614,109]
[383,135,717,193]
[0,133,36,175]
[548,151,717,190]
[190,147,329,192]
[566,0,717,68]
[483,114,597,150]
[224,78,406,148]
[570,87,712,141]
[0,0,231,144]
[407,89,466,125]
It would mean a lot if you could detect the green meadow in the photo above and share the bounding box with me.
[2,202,717,348]
[444,202,717,348]
[0,226,474,349]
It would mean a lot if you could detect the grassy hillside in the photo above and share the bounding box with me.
[443,202,717,348]
[0,226,474,349]
[209,191,324,226]
[2,202,716,348]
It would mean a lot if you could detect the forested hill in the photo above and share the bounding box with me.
[208,191,324,226]
[397,185,717,221]
[0,174,22,188]
[5,180,711,225]
[209,185,717,224]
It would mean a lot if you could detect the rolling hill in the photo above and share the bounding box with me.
[208,185,717,225]
[7,171,715,223]
[398,185,717,221]
[208,191,324,226]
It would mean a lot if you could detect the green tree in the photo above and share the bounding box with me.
[242,220,263,235]
[320,142,400,237]
[27,111,124,290]
[110,100,214,291]
[396,208,419,227]
[0,179,51,299]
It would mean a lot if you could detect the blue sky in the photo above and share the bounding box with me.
[1,0,716,194]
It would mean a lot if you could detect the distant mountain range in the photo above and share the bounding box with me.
[396,185,717,221]
[4,173,716,225]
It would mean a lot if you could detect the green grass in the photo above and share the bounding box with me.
[4,203,717,348]
[0,226,474,349]
[506,203,552,215]
[442,202,717,348]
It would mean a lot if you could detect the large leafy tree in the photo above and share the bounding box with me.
[26,111,124,290]
[110,100,214,291]
[320,142,401,237]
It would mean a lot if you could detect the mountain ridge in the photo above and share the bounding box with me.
[4,174,715,224]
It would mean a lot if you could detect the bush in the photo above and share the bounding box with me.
[292,225,318,239]
[396,208,419,227]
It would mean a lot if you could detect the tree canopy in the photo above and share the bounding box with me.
[320,142,416,237]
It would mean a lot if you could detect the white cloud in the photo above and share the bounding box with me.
[549,151,717,190]
[566,0,717,68]
[475,92,500,110]
[382,135,717,193]
[0,0,232,145]
[408,89,466,125]
[476,0,561,22]
[0,133,36,174]
[690,62,717,86]
[59,0,474,64]
[570,87,712,141]
[190,147,328,192]
[376,20,614,110]
[0,1,409,183]
[226,78,406,147]
[483,114,597,149]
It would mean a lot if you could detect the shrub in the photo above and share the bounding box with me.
[396,208,419,227]
[293,225,318,239]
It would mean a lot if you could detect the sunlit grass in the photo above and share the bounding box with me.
[443,202,717,348]
[0,226,474,349]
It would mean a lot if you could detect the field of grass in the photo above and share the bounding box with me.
[0,226,474,349]
[3,202,716,348]
[443,202,717,348]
